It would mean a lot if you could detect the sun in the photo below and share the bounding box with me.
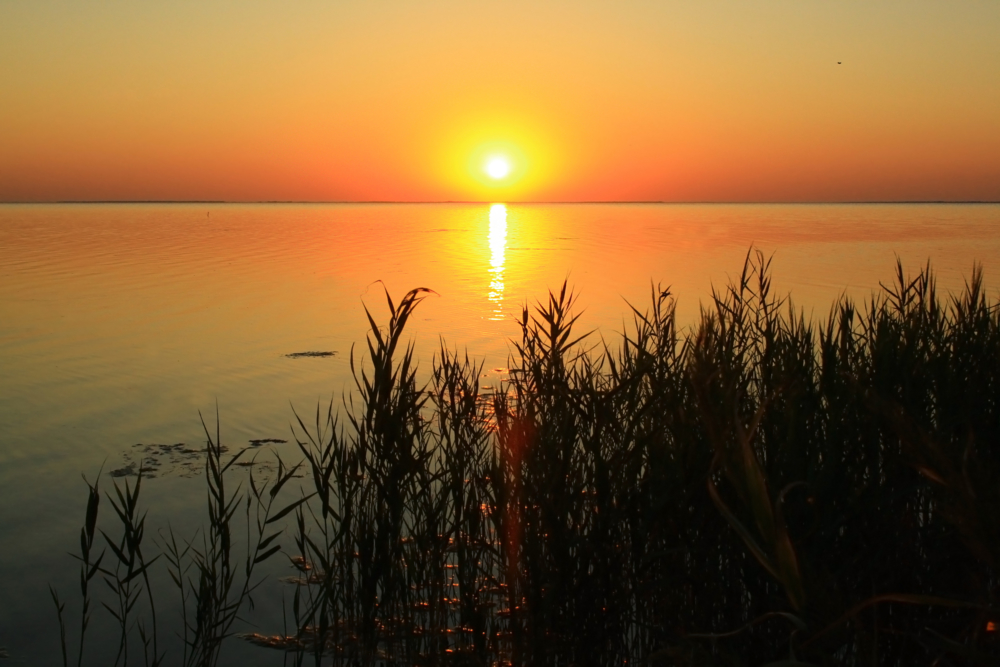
[446,132,541,194]
[485,156,511,180]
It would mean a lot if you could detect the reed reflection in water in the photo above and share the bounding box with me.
[487,203,507,321]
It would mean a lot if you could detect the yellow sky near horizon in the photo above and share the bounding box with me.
[1,1,999,202]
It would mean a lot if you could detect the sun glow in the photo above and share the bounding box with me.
[485,157,511,179]
[434,115,563,200]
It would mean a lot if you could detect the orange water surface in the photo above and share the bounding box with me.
[1,202,999,662]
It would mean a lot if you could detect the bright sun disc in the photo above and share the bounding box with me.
[485,157,511,179]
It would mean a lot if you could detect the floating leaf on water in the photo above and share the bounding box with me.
[290,555,312,571]
[238,633,305,651]
[113,442,234,478]
[249,438,288,447]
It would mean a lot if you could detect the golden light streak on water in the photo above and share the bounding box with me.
[487,204,507,321]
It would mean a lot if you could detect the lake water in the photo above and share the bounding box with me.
[2,202,999,664]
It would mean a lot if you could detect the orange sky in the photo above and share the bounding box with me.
[1,1,999,202]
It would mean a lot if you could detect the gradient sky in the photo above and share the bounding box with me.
[2,1,999,202]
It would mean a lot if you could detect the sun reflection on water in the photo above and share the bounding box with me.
[487,204,507,321]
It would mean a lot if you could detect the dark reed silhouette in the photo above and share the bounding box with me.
[52,251,1000,665]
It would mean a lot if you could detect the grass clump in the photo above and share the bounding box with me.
[54,251,1000,665]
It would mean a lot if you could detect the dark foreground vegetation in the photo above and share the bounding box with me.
[53,252,1000,666]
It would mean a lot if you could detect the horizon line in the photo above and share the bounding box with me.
[0,199,1000,206]
[1,199,998,205]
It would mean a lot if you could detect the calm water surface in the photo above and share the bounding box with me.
[2,202,999,664]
